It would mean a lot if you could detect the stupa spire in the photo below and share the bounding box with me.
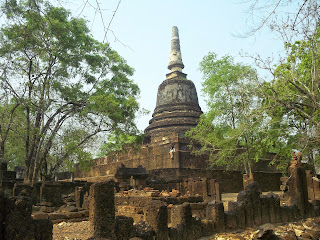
[168,26,184,72]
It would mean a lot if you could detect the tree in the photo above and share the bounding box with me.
[98,131,145,157]
[242,0,319,39]
[262,26,320,172]
[186,52,295,173]
[187,53,263,174]
[0,0,140,182]
[239,0,320,173]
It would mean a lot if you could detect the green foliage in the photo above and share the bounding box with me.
[0,0,140,181]
[98,131,145,156]
[262,27,320,171]
[0,102,25,169]
[187,52,292,173]
[187,53,259,172]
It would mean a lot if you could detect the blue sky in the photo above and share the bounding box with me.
[65,0,287,131]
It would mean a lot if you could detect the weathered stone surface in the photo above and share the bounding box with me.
[252,225,279,240]
[201,219,215,237]
[32,212,49,220]
[40,182,62,207]
[144,27,202,137]
[4,196,35,240]
[170,202,195,240]
[206,201,225,232]
[267,193,281,223]
[75,185,89,209]
[134,221,154,240]
[58,204,78,213]
[115,215,134,240]
[281,206,291,223]
[287,153,310,218]
[260,195,271,224]
[225,211,237,230]
[168,26,184,72]
[282,230,298,240]
[49,213,68,220]
[33,219,53,240]
[171,202,192,228]
[144,200,168,240]
[246,182,262,226]
[237,190,254,227]
[235,205,246,229]
[89,181,115,239]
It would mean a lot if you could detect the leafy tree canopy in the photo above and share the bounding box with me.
[0,0,141,182]
[186,52,292,173]
[262,26,320,171]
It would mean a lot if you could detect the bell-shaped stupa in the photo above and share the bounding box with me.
[145,26,202,136]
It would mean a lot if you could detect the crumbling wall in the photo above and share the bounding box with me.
[0,191,53,240]
[86,170,319,240]
[306,170,320,201]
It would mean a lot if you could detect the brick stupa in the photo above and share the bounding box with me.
[145,26,202,137]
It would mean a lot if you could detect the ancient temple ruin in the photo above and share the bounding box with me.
[75,27,208,178]
[1,27,320,240]
[74,27,283,195]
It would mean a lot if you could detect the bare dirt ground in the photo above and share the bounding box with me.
[53,221,92,240]
[53,217,320,240]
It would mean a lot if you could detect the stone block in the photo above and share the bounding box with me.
[32,212,49,220]
[144,200,168,240]
[79,209,89,217]
[191,217,203,240]
[33,219,53,240]
[89,181,115,239]
[247,183,262,226]
[288,165,310,217]
[201,219,214,237]
[287,205,295,222]
[82,192,90,210]
[171,202,192,228]
[65,211,84,219]
[40,206,56,213]
[134,221,154,240]
[115,215,134,240]
[267,193,281,223]
[40,182,62,207]
[4,196,35,240]
[260,195,270,224]
[170,202,195,240]
[228,201,238,211]
[237,190,254,227]
[58,205,78,213]
[206,201,225,232]
[13,183,33,198]
[49,213,68,220]
[74,187,87,208]
[312,199,320,216]
[235,205,246,229]
[280,206,289,223]
[225,211,237,230]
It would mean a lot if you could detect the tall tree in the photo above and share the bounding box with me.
[0,0,140,182]
[240,0,320,172]
[187,53,263,174]
[262,26,320,172]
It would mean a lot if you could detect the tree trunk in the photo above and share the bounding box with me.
[0,143,4,186]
